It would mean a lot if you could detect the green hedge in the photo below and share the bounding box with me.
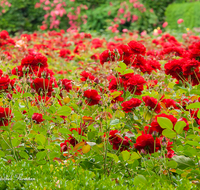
[0,0,45,34]
[165,2,200,29]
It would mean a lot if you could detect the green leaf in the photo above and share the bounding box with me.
[110,119,119,126]
[166,161,178,168]
[123,69,134,74]
[13,110,23,120]
[22,92,33,98]
[134,175,147,186]
[35,134,46,145]
[174,121,186,134]
[157,117,173,129]
[36,151,46,160]
[186,102,200,109]
[19,151,29,160]
[118,61,127,71]
[130,152,141,160]
[0,150,5,157]
[59,128,72,135]
[186,141,200,147]
[10,75,18,80]
[12,121,26,131]
[197,109,200,119]
[121,150,130,161]
[107,153,119,163]
[11,139,20,147]
[172,155,195,170]
[57,106,71,116]
[162,129,176,138]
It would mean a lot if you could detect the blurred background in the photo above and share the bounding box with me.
[0,0,199,34]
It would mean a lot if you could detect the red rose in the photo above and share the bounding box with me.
[108,130,131,151]
[121,98,142,113]
[0,70,3,77]
[99,50,115,65]
[134,133,161,153]
[31,78,57,96]
[21,53,48,70]
[108,75,123,91]
[61,79,72,92]
[83,89,101,106]
[12,66,24,77]
[0,75,10,92]
[59,49,71,58]
[32,113,44,124]
[127,40,146,55]
[123,74,146,95]
[80,71,95,82]
[0,107,12,126]
[142,96,161,113]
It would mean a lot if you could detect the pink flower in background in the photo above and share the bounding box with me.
[108,11,111,16]
[141,30,147,36]
[162,22,168,28]
[132,15,138,22]
[122,29,128,33]
[120,19,126,24]
[177,19,184,24]
[182,33,187,38]
[118,8,124,14]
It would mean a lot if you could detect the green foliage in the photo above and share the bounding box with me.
[0,0,45,34]
[0,160,198,189]
[142,0,175,25]
[165,2,200,29]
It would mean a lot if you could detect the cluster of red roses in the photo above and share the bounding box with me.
[100,40,161,75]
[0,30,15,47]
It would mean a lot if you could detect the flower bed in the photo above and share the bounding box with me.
[0,29,200,189]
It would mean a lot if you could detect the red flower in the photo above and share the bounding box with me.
[142,96,161,113]
[80,71,95,82]
[99,50,115,65]
[161,98,178,109]
[32,113,44,124]
[12,66,24,77]
[182,59,200,75]
[31,78,57,96]
[83,89,101,106]
[124,74,146,95]
[134,133,161,153]
[127,40,146,55]
[21,53,48,70]
[61,79,72,92]
[0,107,12,126]
[108,75,123,91]
[0,75,10,92]
[108,130,131,151]
[164,59,184,80]
[121,98,142,113]
[59,49,71,58]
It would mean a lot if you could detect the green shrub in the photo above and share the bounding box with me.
[0,0,45,34]
[165,2,200,29]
